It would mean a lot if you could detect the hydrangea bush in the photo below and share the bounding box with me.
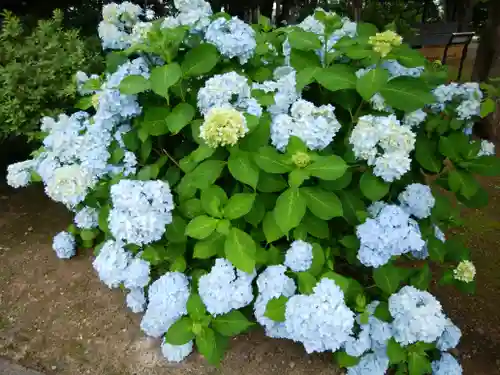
[6,1,500,373]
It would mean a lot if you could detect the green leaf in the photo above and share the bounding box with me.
[300,186,343,220]
[288,169,310,187]
[224,193,255,220]
[187,293,207,321]
[212,310,254,336]
[165,317,195,345]
[262,212,285,243]
[380,77,435,112]
[415,136,442,173]
[439,136,463,161]
[427,236,447,263]
[305,155,347,180]
[460,156,500,176]
[309,243,326,276]
[264,296,288,322]
[410,264,432,290]
[296,66,320,91]
[302,213,330,239]
[360,171,390,201]
[480,97,496,118]
[274,187,307,233]
[167,103,195,134]
[195,327,219,365]
[228,151,259,189]
[98,205,110,233]
[290,49,321,70]
[166,215,187,243]
[320,170,352,191]
[288,30,322,51]
[356,67,389,101]
[141,107,170,136]
[189,160,226,190]
[182,43,219,76]
[340,235,359,249]
[224,228,256,273]
[254,146,293,173]
[448,170,479,198]
[201,185,227,218]
[185,215,219,239]
[297,272,317,294]
[75,96,93,110]
[80,229,95,241]
[193,232,225,259]
[244,199,266,227]
[315,65,357,92]
[387,338,407,364]
[334,351,361,368]
[150,63,182,98]
[257,173,287,193]
[373,264,405,295]
[373,301,392,322]
[408,352,431,375]
[338,190,365,225]
[357,22,378,38]
[119,74,151,94]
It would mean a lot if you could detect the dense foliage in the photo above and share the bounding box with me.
[6,1,500,374]
[0,10,102,141]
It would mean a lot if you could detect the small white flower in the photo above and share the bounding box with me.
[453,260,476,283]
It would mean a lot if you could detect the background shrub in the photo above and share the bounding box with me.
[0,9,103,141]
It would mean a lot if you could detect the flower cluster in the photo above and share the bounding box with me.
[432,82,482,121]
[98,2,144,49]
[200,107,248,148]
[271,99,341,151]
[198,258,256,316]
[52,231,76,259]
[453,260,476,283]
[350,115,416,182]
[356,204,425,267]
[432,353,463,375]
[162,0,212,32]
[368,30,403,57]
[6,160,36,188]
[478,139,496,157]
[284,240,313,272]
[398,183,436,219]
[108,179,174,246]
[74,206,98,229]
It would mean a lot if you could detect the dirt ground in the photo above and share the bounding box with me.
[0,176,499,375]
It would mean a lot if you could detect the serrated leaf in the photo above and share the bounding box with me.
[150,63,182,98]
[224,193,255,220]
[373,264,404,295]
[119,74,151,94]
[212,310,254,336]
[410,264,432,290]
[189,160,226,190]
[187,293,207,321]
[302,213,330,239]
[262,212,285,243]
[387,338,406,364]
[224,228,256,273]
[185,215,218,239]
[380,77,435,112]
[338,190,365,225]
[257,173,287,193]
[415,135,442,173]
[141,107,170,136]
[300,186,343,220]
[305,155,347,180]
[296,66,320,90]
[274,187,307,233]
[166,215,187,243]
[315,65,357,92]
[356,67,390,101]
[264,296,288,322]
[297,272,317,294]
[167,103,195,134]
[408,352,431,375]
[200,185,227,218]
[288,30,322,51]
[254,146,293,173]
[228,151,259,189]
[165,317,195,345]
[360,171,390,201]
[480,97,496,118]
[182,43,219,76]
[193,232,225,259]
[195,327,219,365]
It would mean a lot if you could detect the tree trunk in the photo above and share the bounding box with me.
[259,0,274,20]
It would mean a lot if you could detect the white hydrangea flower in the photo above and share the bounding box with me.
[373,151,412,182]
[45,164,97,208]
[52,231,76,259]
[108,179,174,246]
[431,353,463,375]
[477,139,495,156]
[205,17,256,64]
[93,240,132,288]
[98,2,143,50]
[356,204,425,268]
[432,82,482,121]
[453,260,476,283]
[253,67,299,117]
[74,206,98,229]
[198,258,255,316]
[140,272,190,338]
[389,286,447,345]
[285,278,355,353]
[347,350,390,375]
[254,265,296,338]
[403,109,427,128]
[271,99,341,151]
[398,183,436,219]
[284,240,313,272]
[6,160,35,188]
[123,257,151,289]
[200,107,248,148]
[437,318,461,351]
[161,339,193,362]
[126,288,146,313]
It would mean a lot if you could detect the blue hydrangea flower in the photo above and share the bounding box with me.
[437,318,462,351]
[478,139,495,157]
[198,258,255,316]
[6,160,35,188]
[285,278,355,353]
[74,207,98,229]
[403,109,427,128]
[398,183,436,219]
[123,257,151,289]
[356,205,425,267]
[161,339,193,362]
[126,288,146,313]
[92,240,131,288]
[389,286,447,345]
[347,350,390,375]
[284,240,313,272]
[140,272,190,338]
[205,17,256,64]
[431,353,463,375]
[254,265,296,339]
[108,179,174,246]
[52,231,76,259]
